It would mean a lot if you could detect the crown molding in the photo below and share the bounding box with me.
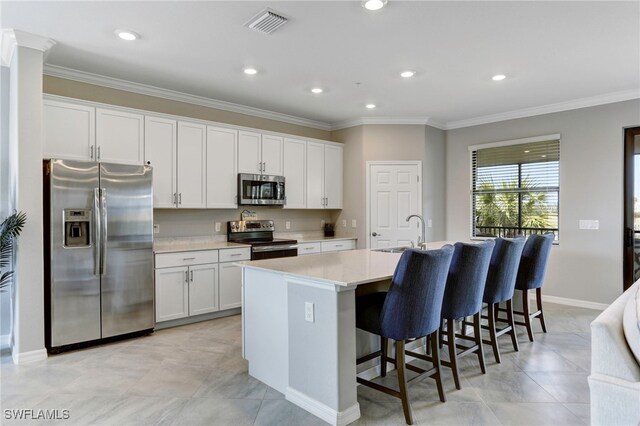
[43,64,333,131]
[330,116,446,131]
[445,89,640,130]
[1,29,55,67]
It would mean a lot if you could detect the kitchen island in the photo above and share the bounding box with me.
[238,246,448,426]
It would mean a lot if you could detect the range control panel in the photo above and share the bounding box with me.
[228,220,275,233]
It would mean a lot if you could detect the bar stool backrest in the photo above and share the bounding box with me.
[515,233,554,291]
[483,237,526,304]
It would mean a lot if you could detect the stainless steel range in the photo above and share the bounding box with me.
[227,220,298,260]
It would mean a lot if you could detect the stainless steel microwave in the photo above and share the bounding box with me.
[238,173,286,206]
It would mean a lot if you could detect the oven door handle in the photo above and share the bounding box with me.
[252,244,299,253]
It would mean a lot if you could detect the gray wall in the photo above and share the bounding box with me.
[446,100,640,304]
[0,66,13,339]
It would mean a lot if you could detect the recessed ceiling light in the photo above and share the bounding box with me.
[365,104,376,109]
[311,88,323,94]
[362,0,388,11]
[492,74,506,81]
[243,68,258,75]
[115,29,139,41]
[400,70,415,78]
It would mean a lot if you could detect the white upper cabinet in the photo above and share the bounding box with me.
[261,134,284,175]
[96,108,144,165]
[324,144,343,209]
[283,138,306,209]
[306,141,343,209]
[177,121,207,208]
[43,99,95,161]
[238,131,262,174]
[207,126,238,208]
[144,116,177,208]
[238,131,283,175]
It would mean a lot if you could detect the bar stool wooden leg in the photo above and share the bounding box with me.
[487,303,501,363]
[536,288,547,333]
[396,340,414,425]
[430,330,446,403]
[447,318,461,390]
[506,299,519,352]
[381,336,388,377]
[473,312,486,374]
[522,289,535,341]
[425,334,432,356]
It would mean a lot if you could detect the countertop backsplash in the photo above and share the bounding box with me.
[153,207,355,239]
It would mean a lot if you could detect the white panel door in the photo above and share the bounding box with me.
[261,134,284,175]
[306,141,325,209]
[369,163,420,248]
[207,126,238,208]
[177,121,207,208]
[324,144,343,209]
[96,108,144,165]
[283,138,306,208]
[43,99,95,161]
[238,131,262,174]
[189,263,218,316]
[145,116,177,208]
[219,262,243,310]
[155,266,189,322]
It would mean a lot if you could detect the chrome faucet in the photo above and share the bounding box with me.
[406,214,427,249]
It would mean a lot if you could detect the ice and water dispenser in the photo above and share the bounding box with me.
[63,209,91,248]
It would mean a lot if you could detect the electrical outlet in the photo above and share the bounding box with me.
[286,221,291,230]
[321,220,325,228]
[342,219,347,228]
[427,219,433,228]
[579,219,599,230]
[352,219,357,228]
[305,302,314,323]
[153,224,160,234]
[215,222,221,232]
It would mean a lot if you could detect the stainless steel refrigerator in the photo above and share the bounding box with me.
[44,159,154,352]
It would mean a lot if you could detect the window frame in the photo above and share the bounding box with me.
[468,134,561,242]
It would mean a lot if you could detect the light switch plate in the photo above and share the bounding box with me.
[352,219,357,228]
[321,220,325,228]
[427,219,433,228]
[305,302,314,323]
[342,219,347,227]
[215,222,221,232]
[153,224,160,234]
[579,219,599,230]
[286,221,291,230]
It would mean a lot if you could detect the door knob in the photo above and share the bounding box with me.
[372,232,381,237]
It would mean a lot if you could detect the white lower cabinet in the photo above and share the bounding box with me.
[321,239,356,252]
[297,242,321,255]
[155,247,249,324]
[155,266,189,322]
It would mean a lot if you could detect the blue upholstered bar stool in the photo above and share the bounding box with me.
[514,233,555,341]
[481,237,526,363]
[439,240,494,390]
[355,246,454,425]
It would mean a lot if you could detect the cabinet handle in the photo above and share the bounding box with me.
[229,253,242,257]
[179,193,182,205]
[305,247,313,250]
[185,271,189,283]
[335,244,343,247]
[190,270,193,282]
[97,146,101,160]
[183,257,195,261]
[90,146,94,160]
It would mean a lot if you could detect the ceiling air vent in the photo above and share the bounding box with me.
[245,8,289,35]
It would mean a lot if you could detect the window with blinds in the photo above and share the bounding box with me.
[471,137,560,240]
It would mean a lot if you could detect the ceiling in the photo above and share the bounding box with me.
[2,1,639,130]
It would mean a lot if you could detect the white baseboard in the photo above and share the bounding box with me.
[0,334,9,348]
[11,348,48,364]
[542,294,608,311]
[286,387,360,426]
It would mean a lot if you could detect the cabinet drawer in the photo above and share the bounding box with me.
[298,242,321,255]
[321,240,356,252]
[219,247,251,262]
[155,250,218,268]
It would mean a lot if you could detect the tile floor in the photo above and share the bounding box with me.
[0,302,599,425]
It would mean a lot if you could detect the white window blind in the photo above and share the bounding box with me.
[471,138,560,240]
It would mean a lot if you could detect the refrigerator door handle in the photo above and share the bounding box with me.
[100,188,108,275]
[93,188,101,276]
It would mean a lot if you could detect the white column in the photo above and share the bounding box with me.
[1,29,55,363]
